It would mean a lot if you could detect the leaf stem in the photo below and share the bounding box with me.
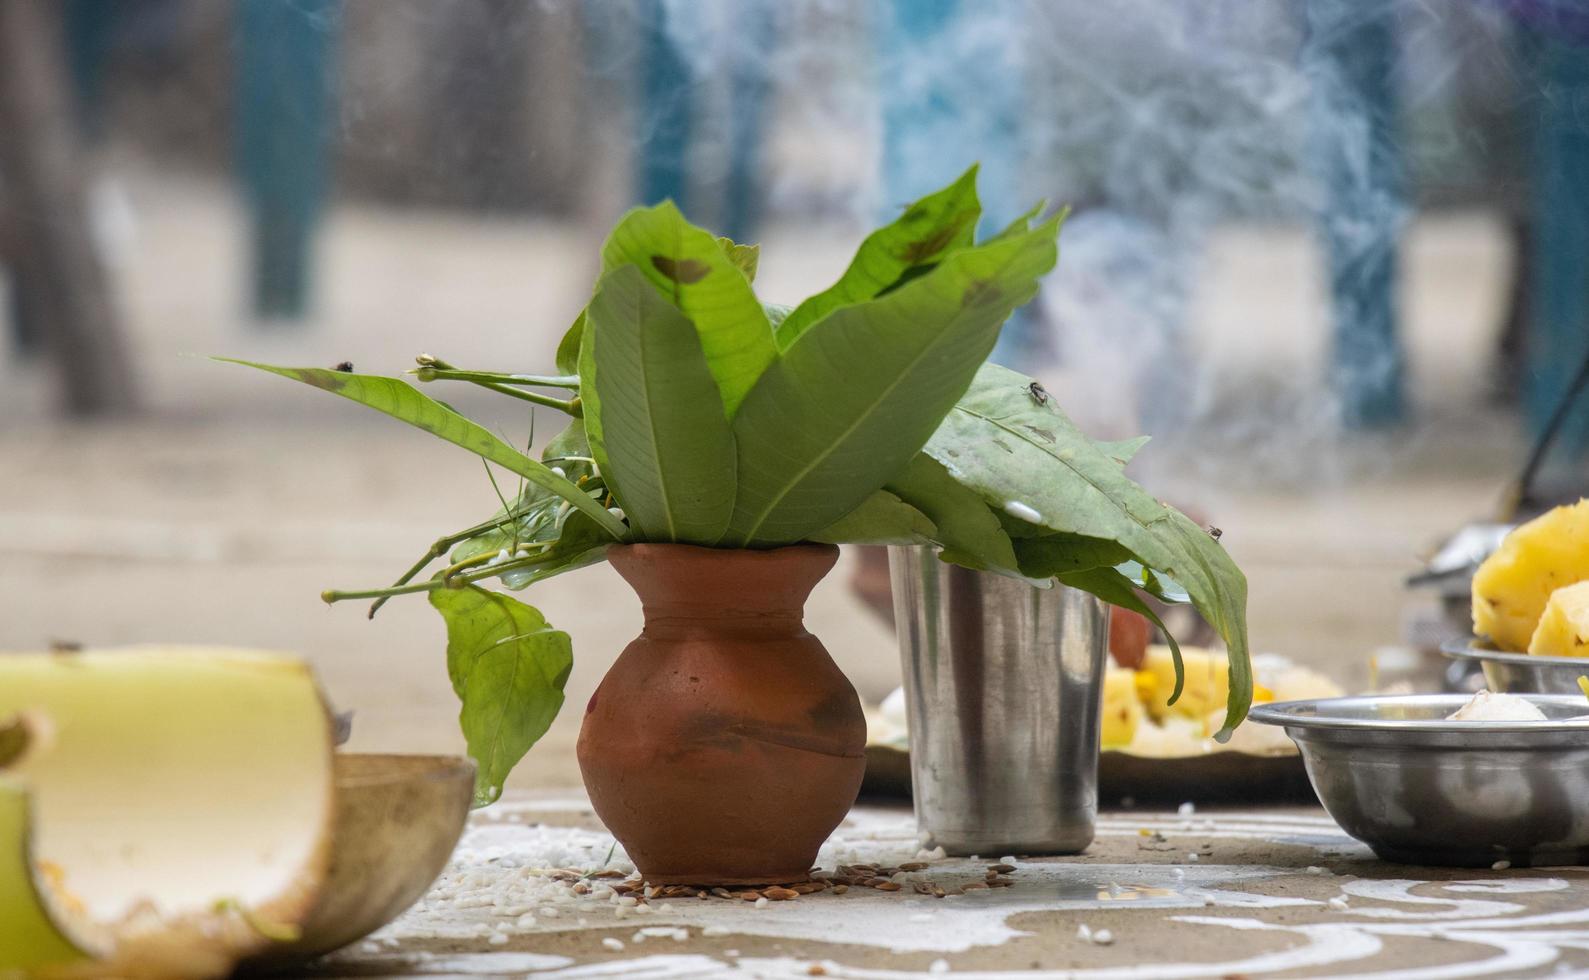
[415,366,581,390]
[410,357,581,413]
[329,548,565,606]
[366,506,545,619]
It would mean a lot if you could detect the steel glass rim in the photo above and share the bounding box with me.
[1441,636,1589,670]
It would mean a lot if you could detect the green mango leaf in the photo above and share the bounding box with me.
[717,236,760,282]
[1056,565,1186,706]
[452,419,603,566]
[586,265,737,544]
[431,586,573,806]
[540,417,597,481]
[986,200,1049,242]
[555,311,586,376]
[576,308,612,487]
[602,202,775,418]
[812,490,937,544]
[776,165,982,349]
[1118,559,1192,603]
[451,489,561,565]
[924,362,1251,735]
[721,216,1062,548]
[1095,435,1151,466]
[500,540,609,590]
[1015,533,1136,577]
[218,359,629,542]
[885,453,1019,574]
[764,303,793,332]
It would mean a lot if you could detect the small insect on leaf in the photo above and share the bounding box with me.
[333,361,354,373]
[1027,381,1049,406]
[1207,525,1223,541]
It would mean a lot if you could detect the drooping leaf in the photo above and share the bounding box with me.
[721,216,1062,548]
[586,264,737,543]
[431,587,573,805]
[219,359,628,541]
[1118,559,1192,603]
[775,166,983,349]
[812,490,937,544]
[924,362,1251,735]
[717,236,760,282]
[1015,533,1136,577]
[601,202,775,417]
[885,453,1019,574]
[1056,565,1186,706]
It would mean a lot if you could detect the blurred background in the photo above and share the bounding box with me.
[2,0,1586,786]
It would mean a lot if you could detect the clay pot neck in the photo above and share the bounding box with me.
[607,543,839,636]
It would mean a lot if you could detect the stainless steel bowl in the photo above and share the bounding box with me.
[1250,694,1589,867]
[1442,638,1589,695]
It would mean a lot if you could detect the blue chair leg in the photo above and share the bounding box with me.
[1525,31,1589,460]
[720,4,775,244]
[1303,0,1407,429]
[876,0,1030,363]
[62,0,119,138]
[234,0,339,322]
[635,0,691,210]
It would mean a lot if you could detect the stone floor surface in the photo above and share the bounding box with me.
[311,792,1589,979]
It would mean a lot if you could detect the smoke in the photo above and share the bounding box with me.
[631,0,1521,488]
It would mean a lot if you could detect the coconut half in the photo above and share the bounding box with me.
[0,647,337,978]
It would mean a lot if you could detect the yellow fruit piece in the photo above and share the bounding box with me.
[1141,645,1229,721]
[1473,500,1589,652]
[1528,580,1589,657]
[1100,668,1143,749]
[1252,683,1275,703]
[0,647,336,978]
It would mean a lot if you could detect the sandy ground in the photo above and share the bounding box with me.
[0,166,1532,788]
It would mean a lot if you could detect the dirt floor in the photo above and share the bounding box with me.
[0,164,1538,789]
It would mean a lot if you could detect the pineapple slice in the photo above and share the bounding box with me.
[1140,644,1229,722]
[1473,500,1589,651]
[1100,667,1142,749]
[1528,580,1589,657]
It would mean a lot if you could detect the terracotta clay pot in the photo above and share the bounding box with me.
[577,542,866,885]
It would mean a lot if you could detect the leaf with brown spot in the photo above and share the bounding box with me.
[600,202,773,417]
[650,255,710,284]
[722,213,1061,546]
[775,166,983,349]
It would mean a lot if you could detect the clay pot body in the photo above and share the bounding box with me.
[577,543,866,885]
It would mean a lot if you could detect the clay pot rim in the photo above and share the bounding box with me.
[606,542,839,562]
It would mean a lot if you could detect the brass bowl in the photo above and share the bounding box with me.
[244,753,474,971]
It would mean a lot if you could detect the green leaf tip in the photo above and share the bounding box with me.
[215,357,628,541]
